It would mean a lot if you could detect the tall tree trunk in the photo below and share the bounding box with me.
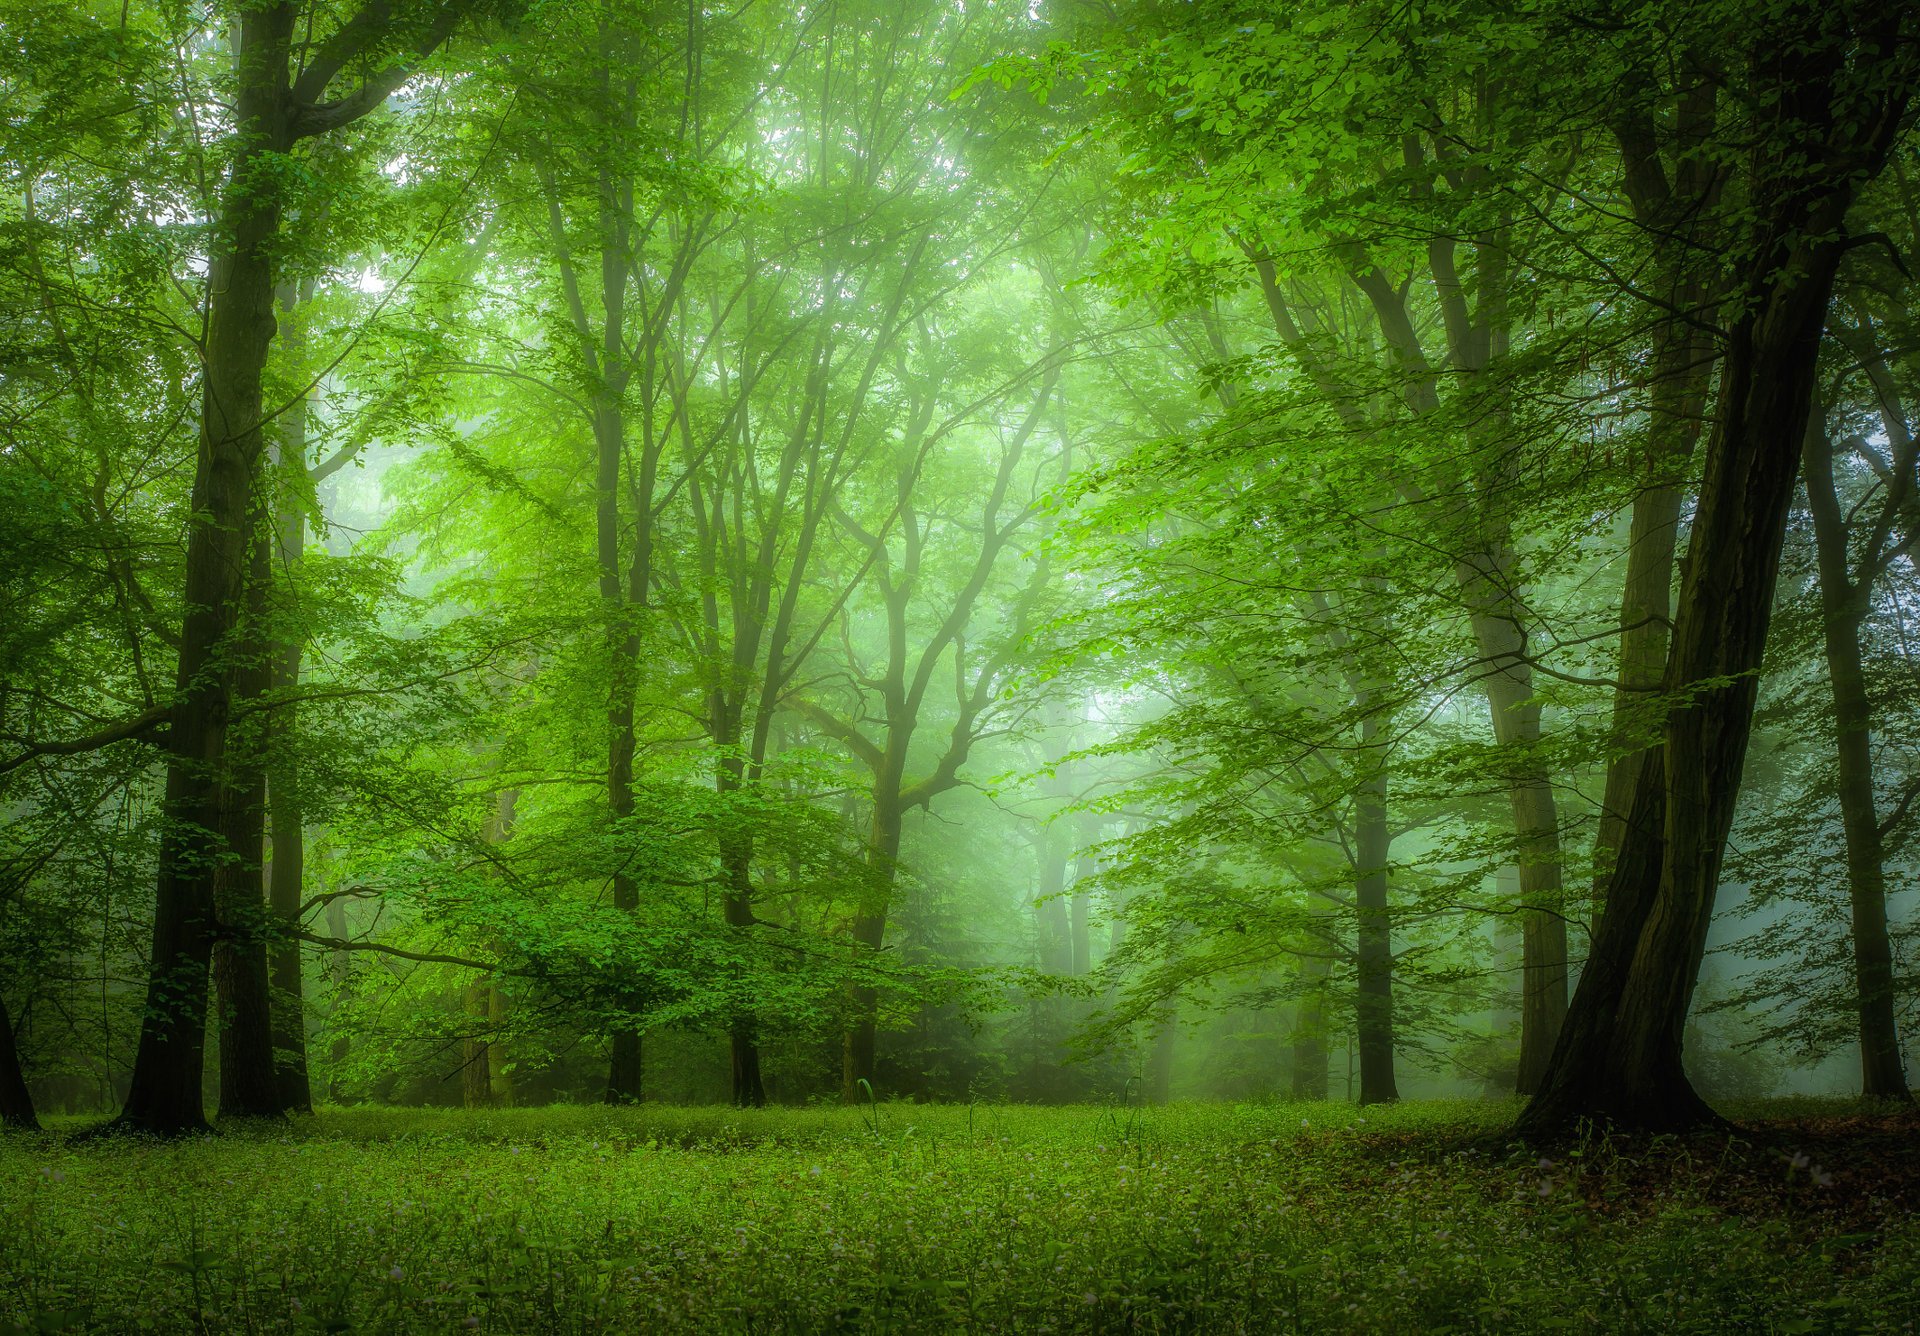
[115,6,294,1136]
[0,995,36,1131]
[1803,420,1913,1102]
[215,514,280,1120]
[266,284,311,1115]
[468,789,517,1108]
[1519,20,1907,1128]
[1593,90,1723,933]
[1354,708,1398,1105]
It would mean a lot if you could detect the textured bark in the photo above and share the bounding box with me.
[215,519,278,1121]
[1803,419,1913,1101]
[1519,10,1910,1132]
[0,995,36,1131]
[117,5,296,1136]
[112,0,471,1139]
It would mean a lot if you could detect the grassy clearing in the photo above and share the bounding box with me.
[1,1100,1916,1333]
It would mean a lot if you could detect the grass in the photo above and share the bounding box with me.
[2,1099,1916,1333]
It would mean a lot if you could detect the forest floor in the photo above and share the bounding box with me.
[1,1099,1916,1334]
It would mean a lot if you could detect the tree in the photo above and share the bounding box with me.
[1520,0,1918,1134]
[115,0,480,1136]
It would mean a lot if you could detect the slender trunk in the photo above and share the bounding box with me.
[116,4,293,1138]
[1354,708,1398,1105]
[266,285,311,1115]
[0,995,36,1131]
[598,397,645,1105]
[722,829,766,1106]
[1069,833,1095,976]
[467,789,517,1109]
[1591,325,1711,931]
[1034,829,1072,975]
[1147,1006,1177,1104]
[842,785,903,1101]
[323,896,351,1100]
[1291,945,1330,1101]
[1803,421,1912,1101]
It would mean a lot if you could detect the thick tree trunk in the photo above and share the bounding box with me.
[215,521,279,1120]
[1519,8,1911,1136]
[117,10,293,1135]
[1354,707,1398,1105]
[0,995,36,1131]
[1803,422,1912,1102]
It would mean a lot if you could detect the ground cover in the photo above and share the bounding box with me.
[1,1100,1915,1333]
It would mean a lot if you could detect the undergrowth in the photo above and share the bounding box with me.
[1,1100,1914,1333]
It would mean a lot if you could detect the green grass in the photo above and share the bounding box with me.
[2,1100,1915,1333]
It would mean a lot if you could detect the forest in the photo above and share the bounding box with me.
[1,0,1918,1330]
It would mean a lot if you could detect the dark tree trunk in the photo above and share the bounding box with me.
[215,519,279,1121]
[1592,88,1723,935]
[462,979,500,1109]
[0,995,37,1131]
[1353,716,1398,1105]
[1803,420,1913,1102]
[1519,12,1910,1132]
[116,6,295,1136]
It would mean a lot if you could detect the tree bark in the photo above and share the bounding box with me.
[1803,419,1913,1101]
[215,514,280,1121]
[116,4,295,1136]
[0,995,36,1131]
[1519,13,1909,1131]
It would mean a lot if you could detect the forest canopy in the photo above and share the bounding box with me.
[2,0,1918,1141]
